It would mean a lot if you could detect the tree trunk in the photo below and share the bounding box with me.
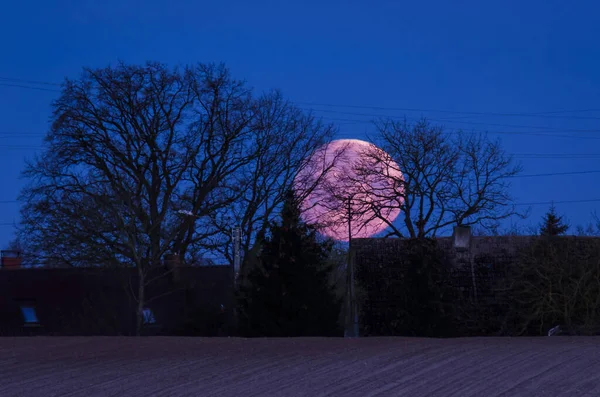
[136,268,145,336]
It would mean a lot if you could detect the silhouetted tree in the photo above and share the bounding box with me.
[355,238,456,337]
[238,190,342,337]
[205,97,338,283]
[540,204,569,236]
[508,237,600,335]
[17,62,334,335]
[344,118,522,238]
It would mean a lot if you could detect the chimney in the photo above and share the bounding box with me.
[164,252,181,281]
[453,226,471,252]
[1,250,22,269]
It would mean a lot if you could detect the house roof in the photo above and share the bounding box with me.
[352,234,600,261]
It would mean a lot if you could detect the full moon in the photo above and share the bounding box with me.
[294,139,403,241]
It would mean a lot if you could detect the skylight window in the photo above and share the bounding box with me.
[142,308,156,324]
[20,306,39,325]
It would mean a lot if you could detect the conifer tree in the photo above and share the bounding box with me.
[540,204,569,236]
[238,190,341,337]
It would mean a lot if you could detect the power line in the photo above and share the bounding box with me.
[1,126,597,143]
[0,77,62,87]
[514,153,600,156]
[0,145,43,149]
[297,101,600,120]
[0,146,599,164]
[513,154,600,159]
[321,115,600,140]
[2,77,600,137]
[480,130,600,140]
[0,83,60,93]
[2,124,598,142]
[322,118,600,142]
[508,170,600,178]
[429,117,600,134]
[515,198,600,206]
[3,139,600,161]
[306,108,600,133]
[0,134,46,137]
[2,74,600,123]
[0,197,597,227]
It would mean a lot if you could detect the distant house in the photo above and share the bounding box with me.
[353,227,600,269]
[351,228,534,299]
[0,259,234,336]
[353,228,533,267]
[351,227,600,293]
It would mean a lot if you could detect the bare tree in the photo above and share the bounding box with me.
[318,140,400,241]
[349,118,522,238]
[203,94,338,279]
[575,212,600,236]
[509,236,600,335]
[292,139,395,337]
[18,62,261,334]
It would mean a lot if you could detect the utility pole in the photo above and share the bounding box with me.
[231,225,242,335]
[345,196,359,338]
[233,226,242,287]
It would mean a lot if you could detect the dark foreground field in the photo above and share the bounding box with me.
[0,336,599,396]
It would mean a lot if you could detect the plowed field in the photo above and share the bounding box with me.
[1,337,599,396]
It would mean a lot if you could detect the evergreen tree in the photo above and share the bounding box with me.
[540,205,569,236]
[238,190,342,337]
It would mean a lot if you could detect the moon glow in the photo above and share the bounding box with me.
[294,139,403,241]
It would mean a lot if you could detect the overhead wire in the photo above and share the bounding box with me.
[3,77,600,140]
[314,113,600,141]
[1,75,600,212]
[508,170,600,178]
[514,198,600,206]
[0,83,60,92]
[0,77,61,87]
[3,74,600,122]
[321,118,600,140]
[295,101,600,118]
[304,107,600,133]
[0,140,600,163]
[0,196,598,227]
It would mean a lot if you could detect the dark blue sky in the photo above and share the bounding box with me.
[1,0,600,246]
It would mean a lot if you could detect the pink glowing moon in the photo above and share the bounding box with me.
[294,139,403,241]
